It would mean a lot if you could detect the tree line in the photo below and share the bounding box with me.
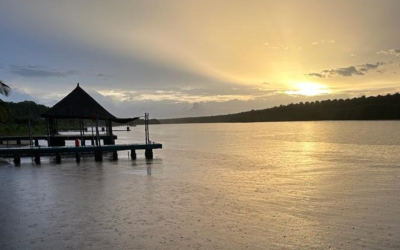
[160,93,400,124]
[2,91,400,135]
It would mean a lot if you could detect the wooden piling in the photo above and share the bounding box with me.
[56,153,61,164]
[34,154,41,164]
[75,152,81,163]
[131,149,136,160]
[112,151,118,160]
[94,150,103,162]
[13,154,21,165]
[145,149,153,159]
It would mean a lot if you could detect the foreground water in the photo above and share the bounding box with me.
[1,121,400,249]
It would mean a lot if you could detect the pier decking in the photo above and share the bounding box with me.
[0,134,118,146]
[0,143,162,164]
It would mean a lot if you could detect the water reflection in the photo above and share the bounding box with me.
[2,122,400,249]
[146,160,152,175]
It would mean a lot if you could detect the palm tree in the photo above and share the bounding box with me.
[0,79,11,122]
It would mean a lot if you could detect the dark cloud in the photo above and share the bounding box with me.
[189,102,204,111]
[331,66,364,76]
[307,73,325,78]
[9,65,79,78]
[359,63,380,72]
[94,73,115,79]
[181,102,205,116]
[306,61,391,78]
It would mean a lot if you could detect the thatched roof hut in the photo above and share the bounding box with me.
[42,83,138,146]
[42,83,138,123]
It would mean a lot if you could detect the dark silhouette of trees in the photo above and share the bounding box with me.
[161,93,400,124]
[0,79,11,122]
[6,101,49,125]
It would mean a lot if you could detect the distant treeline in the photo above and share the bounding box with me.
[127,119,161,125]
[6,101,49,125]
[0,101,50,135]
[3,93,400,135]
[160,93,400,124]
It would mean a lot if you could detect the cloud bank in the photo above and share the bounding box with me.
[306,61,392,78]
[9,65,79,78]
[378,49,400,57]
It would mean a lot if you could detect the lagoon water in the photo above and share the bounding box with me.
[1,121,400,249]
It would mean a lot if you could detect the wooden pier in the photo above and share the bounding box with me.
[0,134,118,146]
[0,84,162,165]
[0,135,118,147]
[0,143,162,164]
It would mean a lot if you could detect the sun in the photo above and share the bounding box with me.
[285,82,331,96]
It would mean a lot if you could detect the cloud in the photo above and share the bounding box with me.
[9,65,79,78]
[358,63,381,72]
[331,66,364,77]
[312,40,335,46]
[97,89,136,102]
[181,102,206,116]
[378,49,400,57]
[93,73,115,79]
[5,87,37,102]
[134,91,256,103]
[307,73,325,78]
[263,43,301,50]
[306,61,391,78]
[97,89,262,104]
[189,102,204,111]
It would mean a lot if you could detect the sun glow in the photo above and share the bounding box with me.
[285,82,331,96]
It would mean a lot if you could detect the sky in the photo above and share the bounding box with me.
[1,0,400,118]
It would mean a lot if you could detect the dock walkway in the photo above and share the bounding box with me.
[0,135,117,146]
[0,143,162,164]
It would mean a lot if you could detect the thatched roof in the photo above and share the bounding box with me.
[42,84,138,123]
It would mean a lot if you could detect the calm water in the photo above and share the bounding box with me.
[1,121,400,249]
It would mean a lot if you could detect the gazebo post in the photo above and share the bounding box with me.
[108,120,114,145]
[81,119,85,135]
[48,118,55,146]
[45,118,50,146]
[54,118,57,135]
[91,126,95,146]
[79,118,84,146]
[95,117,101,146]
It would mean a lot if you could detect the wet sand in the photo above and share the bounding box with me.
[1,122,400,249]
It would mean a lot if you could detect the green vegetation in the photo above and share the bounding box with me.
[0,79,12,122]
[0,101,49,135]
[161,93,400,124]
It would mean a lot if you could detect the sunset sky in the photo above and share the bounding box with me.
[1,0,400,118]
